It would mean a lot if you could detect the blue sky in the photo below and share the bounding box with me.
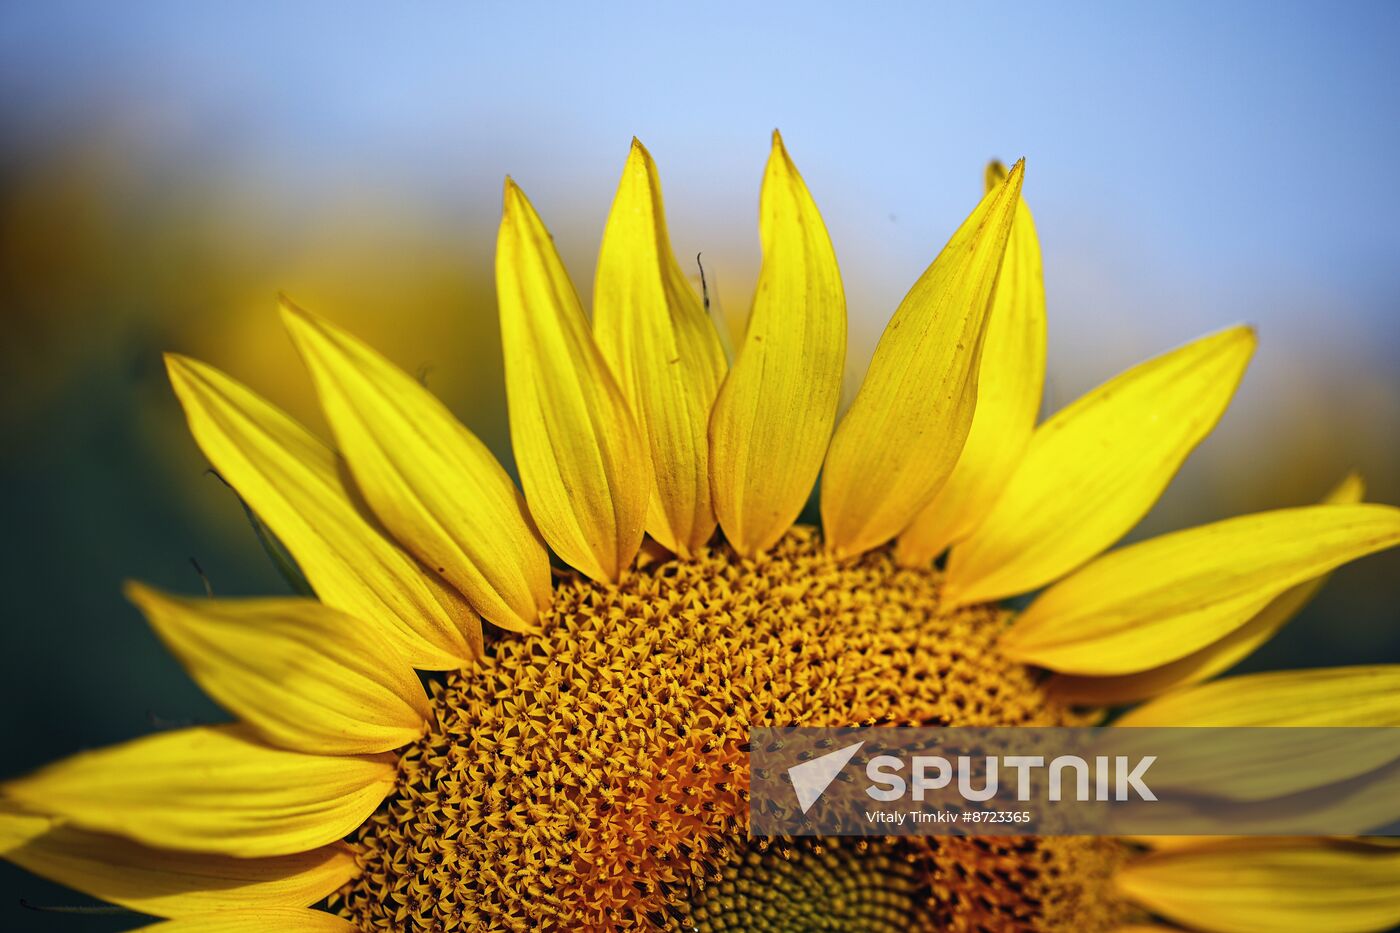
[5,2,1397,364]
[2,0,1397,470]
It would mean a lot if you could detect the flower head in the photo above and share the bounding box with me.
[4,134,1400,933]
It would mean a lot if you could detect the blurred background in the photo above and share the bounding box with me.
[1,1,1398,926]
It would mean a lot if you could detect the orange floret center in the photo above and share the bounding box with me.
[339,528,1131,931]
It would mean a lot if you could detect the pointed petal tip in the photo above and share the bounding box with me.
[1218,322,1259,361]
[975,158,1024,203]
[1001,158,1026,194]
[122,580,193,616]
[499,178,544,236]
[278,299,344,352]
[769,129,791,161]
[500,178,548,231]
[163,352,202,387]
[1335,470,1366,502]
[762,130,809,188]
[122,578,155,606]
[983,158,1024,193]
[278,299,340,356]
[1212,321,1258,349]
[624,137,655,175]
[501,175,525,209]
[276,293,310,321]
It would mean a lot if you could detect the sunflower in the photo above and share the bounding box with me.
[3,133,1399,933]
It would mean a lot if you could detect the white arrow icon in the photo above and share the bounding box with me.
[788,741,865,814]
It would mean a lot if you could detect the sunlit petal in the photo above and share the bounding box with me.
[3,725,395,858]
[1001,504,1400,675]
[945,326,1255,605]
[823,161,1024,557]
[128,583,430,754]
[0,802,355,918]
[1116,665,1400,727]
[132,909,356,932]
[165,354,479,668]
[497,179,648,581]
[896,161,1045,566]
[1116,838,1400,933]
[594,139,728,557]
[1049,473,1365,701]
[709,131,846,556]
[281,300,551,631]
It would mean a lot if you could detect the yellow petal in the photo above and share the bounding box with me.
[1108,666,1400,804]
[945,325,1256,605]
[1116,665,1400,727]
[165,354,478,669]
[1046,578,1323,703]
[127,583,430,755]
[593,140,729,557]
[709,131,846,556]
[0,802,355,918]
[133,909,356,932]
[280,299,551,631]
[496,178,648,582]
[1142,836,1400,851]
[3,725,395,858]
[1001,503,1400,674]
[896,161,1046,566]
[823,161,1024,557]
[1048,473,1366,702]
[1116,838,1400,933]
[1131,834,1218,851]
[1120,756,1400,830]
